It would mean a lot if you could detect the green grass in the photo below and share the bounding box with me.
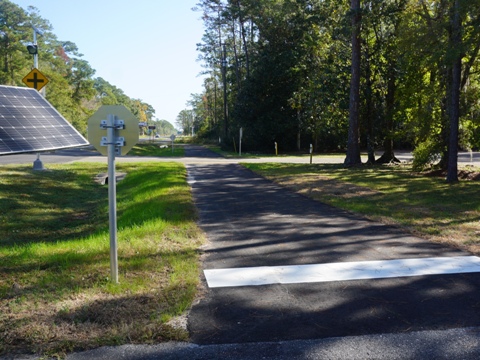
[206,145,345,159]
[243,162,480,253]
[0,162,203,357]
[128,141,185,157]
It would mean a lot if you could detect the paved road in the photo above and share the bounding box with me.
[1,146,480,166]
[2,145,480,360]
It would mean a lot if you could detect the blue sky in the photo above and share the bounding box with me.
[12,0,206,126]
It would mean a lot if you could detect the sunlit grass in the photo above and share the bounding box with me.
[0,162,204,357]
[128,141,184,157]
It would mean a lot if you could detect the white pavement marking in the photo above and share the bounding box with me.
[204,256,480,288]
[187,175,196,185]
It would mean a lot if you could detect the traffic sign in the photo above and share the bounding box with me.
[87,105,139,284]
[87,105,139,156]
[22,68,49,91]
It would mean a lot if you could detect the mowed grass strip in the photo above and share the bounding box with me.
[128,142,184,157]
[243,163,480,254]
[0,161,204,357]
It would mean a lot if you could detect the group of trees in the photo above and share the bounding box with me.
[141,119,176,136]
[185,0,480,181]
[0,0,162,136]
[176,108,196,137]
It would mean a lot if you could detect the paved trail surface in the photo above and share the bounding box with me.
[185,146,480,349]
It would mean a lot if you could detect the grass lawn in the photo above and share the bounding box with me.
[128,141,185,157]
[243,162,480,255]
[0,161,204,357]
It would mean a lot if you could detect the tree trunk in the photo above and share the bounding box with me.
[236,0,250,78]
[222,44,229,141]
[231,18,241,89]
[377,57,399,164]
[364,47,375,164]
[344,0,362,167]
[446,0,462,183]
[297,109,301,151]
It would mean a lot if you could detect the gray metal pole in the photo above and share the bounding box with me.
[239,127,242,156]
[107,114,119,283]
[32,29,42,169]
[32,29,38,69]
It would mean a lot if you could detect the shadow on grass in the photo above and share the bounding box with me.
[0,165,108,248]
[0,162,195,249]
[245,162,480,238]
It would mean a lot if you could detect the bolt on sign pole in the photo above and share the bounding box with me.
[107,114,119,283]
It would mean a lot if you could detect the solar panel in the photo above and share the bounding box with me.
[0,85,89,155]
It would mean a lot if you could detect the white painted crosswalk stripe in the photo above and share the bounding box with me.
[204,256,480,288]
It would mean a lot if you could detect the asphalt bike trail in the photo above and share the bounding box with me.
[185,145,480,347]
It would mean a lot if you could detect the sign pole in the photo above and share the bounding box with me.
[107,114,119,283]
[239,127,243,156]
[88,105,138,283]
[170,134,176,154]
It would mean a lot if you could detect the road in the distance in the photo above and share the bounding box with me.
[1,147,480,166]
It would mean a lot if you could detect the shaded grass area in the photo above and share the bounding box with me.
[0,162,204,357]
[128,142,185,157]
[243,163,480,254]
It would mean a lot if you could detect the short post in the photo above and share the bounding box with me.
[170,134,176,155]
[107,114,119,284]
[275,142,278,156]
[239,127,243,156]
[310,144,313,164]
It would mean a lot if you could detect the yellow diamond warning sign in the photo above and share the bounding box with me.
[22,68,49,91]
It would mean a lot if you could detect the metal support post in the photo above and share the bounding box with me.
[107,114,119,283]
[239,127,243,156]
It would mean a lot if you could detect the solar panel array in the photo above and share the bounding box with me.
[0,85,89,155]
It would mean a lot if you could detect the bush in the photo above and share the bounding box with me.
[412,138,441,172]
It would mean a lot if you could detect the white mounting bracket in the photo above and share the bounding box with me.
[101,136,125,147]
[100,119,125,130]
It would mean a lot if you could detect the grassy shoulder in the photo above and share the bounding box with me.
[128,141,185,157]
[206,145,346,159]
[0,162,204,357]
[243,162,480,255]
